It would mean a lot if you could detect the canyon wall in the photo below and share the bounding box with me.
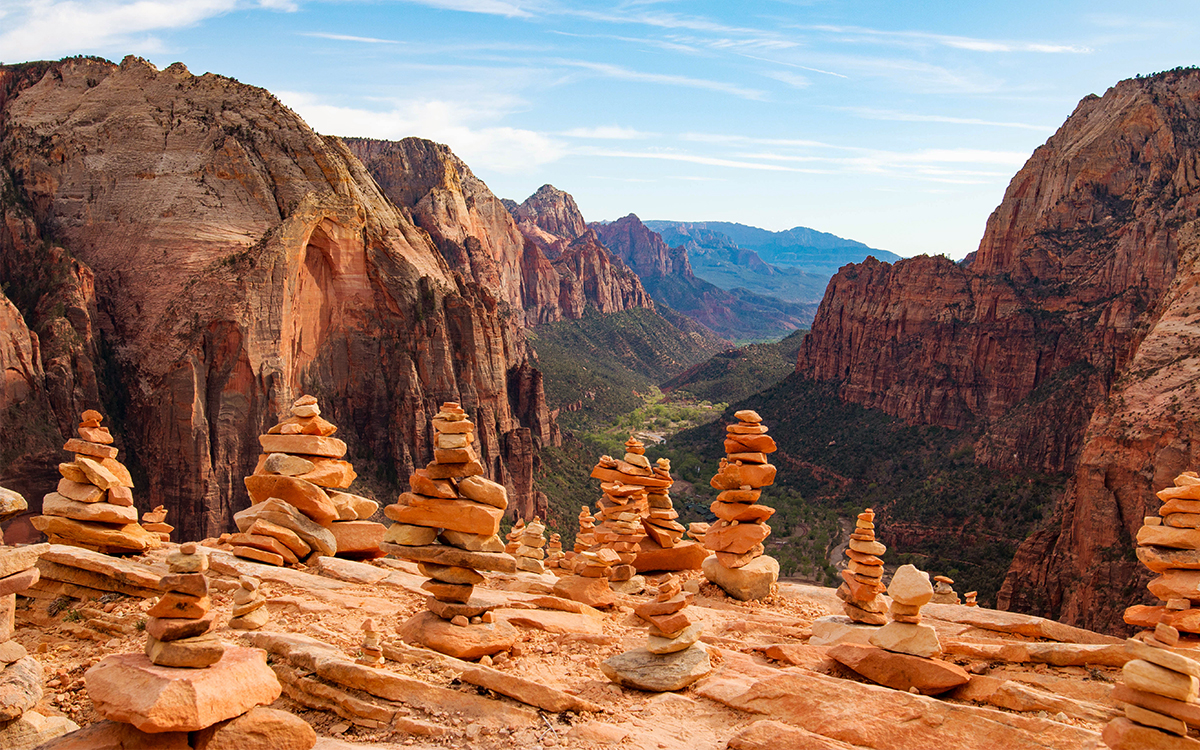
[796,69,1200,632]
[0,56,558,537]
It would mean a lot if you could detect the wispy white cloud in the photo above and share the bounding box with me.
[843,107,1055,132]
[764,70,810,89]
[0,0,294,62]
[559,126,657,139]
[555,59,768,100]
[801,24,1091,54]
[391,0,533,18]
[575,147,830,173]
[299,32,400,44]
[680,132,839,149]
[277,90,565,173]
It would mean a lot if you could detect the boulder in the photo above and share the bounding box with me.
[600,644,712,692]
[634,539,707,572]
[0,487,27,522]
[702,554,778,601]
[828,643,968,695]
[329,521,385,559]
[552,575,617,608]
[397,611,518,659]
[0,657,42,721]
[192,707,316,750]
[15,718,174,750]
[869,621,942,658]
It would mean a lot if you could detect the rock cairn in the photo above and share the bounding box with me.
[869,565,942,658]
[383,402,518,660]
[687,522,709,545]
[146,543,224,668]
[702,410,779,600]
[964,590,978,607]
[141,505,173,543]
[237,395,381,566]
[514,518,547,574]
[838,508,888,625]
[0,541,78,748]
[504,519,526,556]
[553,547,619,609]
[32,410,158,554]
[931,575,960,604]
[642,456,687,546]
[575,506,597,552]
[1127,470,1200,639]
[545,533,565,572]
[589,438,663,583]
[601,574,712,692]
[229,575,269,630]
[357,618,384,667]
[1103,622,1200,748]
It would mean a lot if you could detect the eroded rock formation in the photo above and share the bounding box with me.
[797,69,1200,633]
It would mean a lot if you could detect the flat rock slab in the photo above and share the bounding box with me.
[727,719,867,750]
[0,543,49,580]
[709,669,1099,750]
[0,656,42,721]
[191,706,317,750]
[312,556,388,585]
[634,540,707,572]
[85,647,281,732]
[552,575,617,608]
[703,554,778,601]
[29,718,188,750]
[494,608,605,635]
[922,603,1120,645]
[808,615,882,647]
[397,610,518,659]
[207,549,348,591]
[828,642,969,695]
[943,638,1130,667]
[601,644,713,692]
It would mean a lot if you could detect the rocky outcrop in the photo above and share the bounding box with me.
[796,69,1200,632]
[510,185,589,260]
[593,214,692,279]
[0,56,556,539]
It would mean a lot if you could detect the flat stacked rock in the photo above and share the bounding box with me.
[383,402,517,660]
[32,410,158,554]
[601,575,712,692]
[687,523,709,545]
[1127,471,1200,640]
[0,541,78,749]
[514,518,547,574]
[830,564,968,696]
[504,519,526,556]
[554,547,619,608]
[229,575,269,630]
[838,508,887,625]
[931,574,960,604]
[1103,623,1200,749]
[239,395,382,565]
[702,410,779,601]
[145,543,224,668]
[141,505,173,543]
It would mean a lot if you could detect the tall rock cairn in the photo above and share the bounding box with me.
[589,437,671,582]
[145,543,224,668]
[1127,470,1200,639]
[643,456,687,548]
[513,517,548,574]
[575,506,597,552]
[383,402,518,659]
[839,508,888,625]
[238,395,381,566]
[545,533,565,572]
[33,410,158,554]
[701,410,779,600]
[1103,622,1200,748]
[504,519,526,555]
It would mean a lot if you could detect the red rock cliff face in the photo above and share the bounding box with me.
[0,56,557,536]
[593,213,693,279]
[797,69,1200,632]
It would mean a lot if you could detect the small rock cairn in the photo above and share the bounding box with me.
[513,517,547,574]
[1103,622,1200,748]
[600,574,712,692]
[575,506,597,552]
[839,508,888,625]
[357,618,384,667]
[869,565,942,658]
[146,543,224,668]
[237,395,381,566]
[141,505,173,543]
[1127,470,1200,639]
[0,541,77,748]
[589,437,666,584]
[931,575,960,604]
[383,402,518,659]
[643,456,687,547]
[702,410,779,600]
[33,409,158,554]
[229,575,269,630]
[504,519,526,555]
[964,590,978,607]
[545,533,565,572]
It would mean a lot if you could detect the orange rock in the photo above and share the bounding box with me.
[77,426,113,445]
[63,438,118,460]
[634,539,707,572]
[1113,682,1200,727]
[99,458,133,488]
[230,533,299,564]
[191,706,316,750]
[425,459,485,480]
[710,500,775,523]
[329,520,385,559]
[703,520,771,554]
[715,544,765,569]
[397,610,517,659]
[709,463,776,490]
[232,546,285,566]
[257,434,346,459]
[385,494,503,536]
[552,575,617,608]
[1103,717,1200,750]
[409,470,457,499]
[244,475,337,525]
[147,593,210,619]
[828,642,968,695]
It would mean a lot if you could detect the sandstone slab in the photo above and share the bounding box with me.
[258,434,347,458]
[552,575,617,608]
[85,648,281,732]
[0,568,38,597]
[0,657,42,721]
[42,494,138,524]
[600,644,712,692]
[0,544,48,580]
[385,494,503,536]
[828,643,968,695]
[245,475,337,524]
[31,516,159,553]
[702,554,778,601]
[869,621,942,658]
[329,521,385,559]
[192,706,316,750]
[633,539,707,572]
[23,718,181,750]
[381,543,516,573]
[397,610,518,659]
[1103,717,1200,750]
[234,499,336,556]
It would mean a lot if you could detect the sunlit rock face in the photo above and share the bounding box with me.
[796,69,1200,633]
[0,56,556,538]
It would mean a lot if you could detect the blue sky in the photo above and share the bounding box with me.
[0,1,1196,258]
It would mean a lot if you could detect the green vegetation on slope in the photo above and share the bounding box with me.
[663,328,806,404]
[668,375,1066,605]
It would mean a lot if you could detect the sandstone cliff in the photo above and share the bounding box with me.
[0,56,558,537]
[796,69,1200,632]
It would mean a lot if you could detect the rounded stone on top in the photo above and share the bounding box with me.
[733,410,762,424]
[81,409,104,423]
[293,395,318,407]
[933,575,954,584]
[888,564,933,607]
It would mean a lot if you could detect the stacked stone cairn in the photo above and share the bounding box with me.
[545,533,565,572]
[553,546,619,609]
[838,508,888,625]
[687,523,709,545]
[600,574,712,692]
[357,619,384,667]
[145,543,225,668]
[931,575,960,604]
[1127,470,1200,640]
[964,591,979,607]
[32,410,158,554]
[1103,622,1200,749]
[229,575,270,630]
[382,402,518,660]
[701,410,779,601]
[513,518,548,574]
[0,541,78,749]
[504,519,526,556]
[575,506,597,552]
[589,438,663,585]
[869,565,942,658]
[141,505,173,543]
[237,395,382,565]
